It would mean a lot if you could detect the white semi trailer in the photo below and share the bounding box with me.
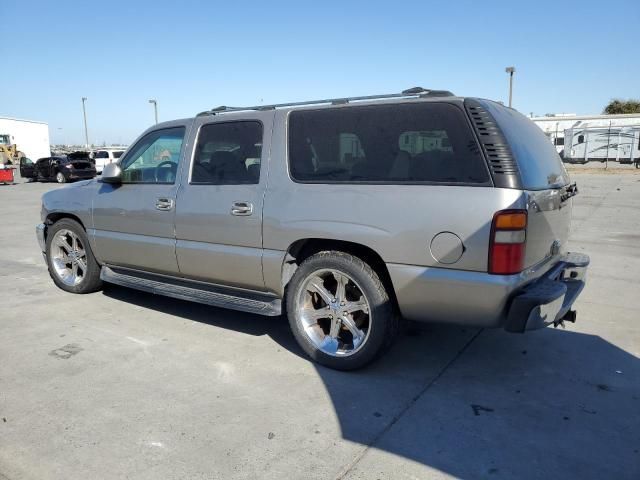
[0,116,50,162]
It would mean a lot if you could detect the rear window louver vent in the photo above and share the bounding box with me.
[464,99,521,189]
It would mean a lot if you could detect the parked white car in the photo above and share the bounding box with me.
[93,149,125,173]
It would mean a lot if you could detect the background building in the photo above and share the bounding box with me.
[0,116,50,161]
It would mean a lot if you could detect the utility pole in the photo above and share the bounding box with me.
[505,66,516,108]
[149,99,158,124]
[81,97,89,149]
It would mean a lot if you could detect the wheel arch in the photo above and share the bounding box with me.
[44,213,87,242]
[281,238,397,306]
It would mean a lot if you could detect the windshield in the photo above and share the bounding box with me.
[0,135,10,145]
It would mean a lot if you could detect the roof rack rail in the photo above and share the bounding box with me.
[196,87,455,117]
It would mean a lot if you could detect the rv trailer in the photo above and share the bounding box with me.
[562,125,640,164]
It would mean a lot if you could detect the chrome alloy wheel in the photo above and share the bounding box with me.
[50,229,87,286]
[295,269,371,357]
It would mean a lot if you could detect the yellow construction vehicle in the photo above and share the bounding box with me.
[0,134,25,165]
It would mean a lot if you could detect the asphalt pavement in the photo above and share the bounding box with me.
[0,171,638,479]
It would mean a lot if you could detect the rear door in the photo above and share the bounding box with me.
[91,124,190,274]
[174,112,274,290]
[479,100,573,268]
[35,158,52,180]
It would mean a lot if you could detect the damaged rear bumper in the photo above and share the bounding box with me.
[505,252,590,332]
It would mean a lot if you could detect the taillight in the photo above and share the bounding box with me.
[489,210,527,275]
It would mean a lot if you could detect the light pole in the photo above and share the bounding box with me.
[148,99,158,124]
[81,97,89,149]
[505,66,515,108]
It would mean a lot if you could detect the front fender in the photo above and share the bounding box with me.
[41,179,97,229]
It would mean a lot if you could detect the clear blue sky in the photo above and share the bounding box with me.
[3,0,638,145]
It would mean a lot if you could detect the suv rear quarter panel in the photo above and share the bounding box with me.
[262,108,525,300]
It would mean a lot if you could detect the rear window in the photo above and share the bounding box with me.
[481,101,569,189]
[288,103,490,184]
[113,151,124,158]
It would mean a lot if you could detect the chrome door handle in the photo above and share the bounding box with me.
[231,201,253,216]
[155,198,174,211]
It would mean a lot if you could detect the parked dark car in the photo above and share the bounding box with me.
[20,152,96,183]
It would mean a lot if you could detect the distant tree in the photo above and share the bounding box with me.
[603,99,640,114]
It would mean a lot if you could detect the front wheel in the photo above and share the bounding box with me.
[56,172,66,183]
[286,251,398,370]
[45,218,103,293]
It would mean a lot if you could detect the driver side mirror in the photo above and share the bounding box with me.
[101,162,122,184]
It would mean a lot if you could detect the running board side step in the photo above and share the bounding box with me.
[100,266,281,316]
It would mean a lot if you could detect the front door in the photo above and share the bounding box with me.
[174,113,273,291]
[19,158,36,178]
[90,124,190,275]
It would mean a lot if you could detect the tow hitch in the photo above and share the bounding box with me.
[554,310,577,328]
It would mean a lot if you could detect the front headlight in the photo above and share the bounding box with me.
[64,164,73,169]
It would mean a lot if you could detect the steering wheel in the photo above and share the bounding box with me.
[154,160,177,183]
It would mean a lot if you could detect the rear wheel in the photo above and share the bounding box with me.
[56,172,66,183]
[286,251,398,370]
[46,219,102,294]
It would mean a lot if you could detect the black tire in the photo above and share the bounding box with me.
[45,218,103,294]
[55,171,67,183]
[286,251,399,370]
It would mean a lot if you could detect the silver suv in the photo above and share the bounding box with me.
[36,88,589,370]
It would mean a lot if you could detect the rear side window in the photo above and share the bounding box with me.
[288,103,489,184]
[481,101,569,189]
[191,121,263,184]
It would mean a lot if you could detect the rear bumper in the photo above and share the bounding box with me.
[387,252,589,329]
[504,252,590,332]
[67,171,96,180]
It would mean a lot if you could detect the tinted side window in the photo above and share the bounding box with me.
[95,151,109,159]
[119,127,185,184]
[288,103,489,184]
[191,121,263,185]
